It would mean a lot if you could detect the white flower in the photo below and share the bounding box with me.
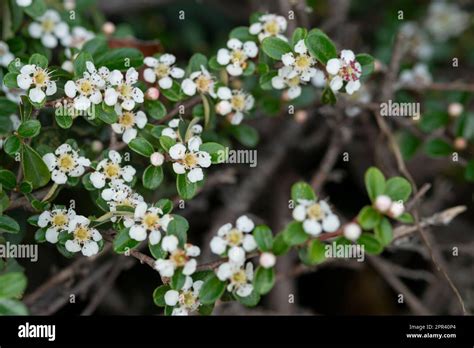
[282,40,317,81]
[150,152,165,167]
[210,215,257,264]
[143,54,185,89]
[154,238,201,278]
[165,279,203,316]
[17,64,57,103]
[28,10,69,48]
[104,68,144,110]
[215,87,254,125]
[374,195,392,213]
[249,14,287,42]
[388,202,405,218]
[216,261,254,297]
[161,118,202,140]
[425,2,469,42]
[42,143,91,184]
[168,136,211,183]
[65,215,102,257]
[311,69,327,88]
[0,41,14,67]
[111,105,147,144]
[16,0,32,7]
[61,26,95,49]
[292,199,340,235]
[259,252,276,269]
[271,66,303,100]
[101,179,143,220]
[124,202,172,244]
[38,208,76,244]
[64,61,106,111]
[326,50,362,95]
[217,39,258,76]
[343,223,362,242]
[398,63,432,89]
[181,66,216,97]
[90,150,136,189]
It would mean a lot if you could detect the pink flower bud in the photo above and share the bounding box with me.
[343,223,362,241]
[374,195,392,213]
[389,201,405,218]
[259,252,276,269]
[145,87,160,101]
[102,22,116,36]
[448,102,463,118]
[150,152,164,166]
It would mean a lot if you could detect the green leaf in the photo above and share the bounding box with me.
[55,112,73,129]
[424,138,453,157]
[305,31,337,64]
[291,27,307,48]
[0,272,27,298]
[159,135,176,152]
[395,212,414,224]
[161,81,182,102]
[142,165,163,190]
[145,100,167,120]
[113,228,140,254]
[73,51,93,76]
[0,299,28,315]
[291,181,316,202]
[259,71,277,90]
[199,274,226,305]
[19,95,33,121]
[187,53,208,73]
[321,86,336,105]
[261,37,292,60]
[283,221,309,246]
[253,266,275,295]
[357,233,383,254]
[384,177,412,202]
[355,53,374,76]
[0,170,17,190]
[272,233,290,255]
[21,144,50,189]
[419,111,449,133]
[4,135,21,156]
[374,217,393,246]
[153,285,170,307]
[23,0,46,18]
[167,215,189,247]
[0,97,19,117]
[357,206,382,230]
[0,215,20,234]
[82,37,108,57]
[95,48,144,70]
[18,120,41,138]
[176,174,197,200]
[234,290,261,307]
[200,142,226,163]
[149,243,166,259]
[364,167,386,202]
[229,26,256,42]
[465,160,474,182]
[306,239,326,264]
[229,124,259,148]
[253,225,273,252]
[128,137,154,157]
[2,72,19,89]
[171,268,186,290]
[28,53,48,69]
[398,131,421,160]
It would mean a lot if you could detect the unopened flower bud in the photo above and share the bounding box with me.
[102,22,116,36]
[91,140,103,153]
[454,137,467,150]
[295,110,308,123]
[389,201,405,218]
[374,195,392,213]
[343,222,362,241]
[448,102,463,118]
[150,152,164,166]
[259,252,276,269]
[146,87,160,101]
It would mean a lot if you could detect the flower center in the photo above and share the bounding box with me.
[58,153,76,171]
[79,80,93,95]
[41,18,55,33]
[307,203,325,220]
[231,50,247,67]
[195,75,212,93]
[33,70,48,87]
[52,213,68,227]
[231,269,247,285]
[183,153,198,168]
[170,249,187,267]
[264,20,280,35]
[226,228,243,246]
[180,291,197,308]
[118,83,132,98]
[340,61,361,82]
[143,212,159,229]
[119,112,135,128]
[295,55,311,70]
[288,75,300,87]
[155,63,170,78]
[231,94,246,111]
[104,163,120,178]
[74,226,90,242]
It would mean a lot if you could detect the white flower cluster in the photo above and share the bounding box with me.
[215,87,254,125]
[28,10,69,49]
[38,208,102,257]
[425,1,469,42]
[292,199,340,236]
[154,235,200,277]
[43,143,91,184]
[374,195,405,218]
[90,150,136,189]
[101,178,144,220]
[397,63,432,89]
[212,215,257,297]
[164,277,203,316]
